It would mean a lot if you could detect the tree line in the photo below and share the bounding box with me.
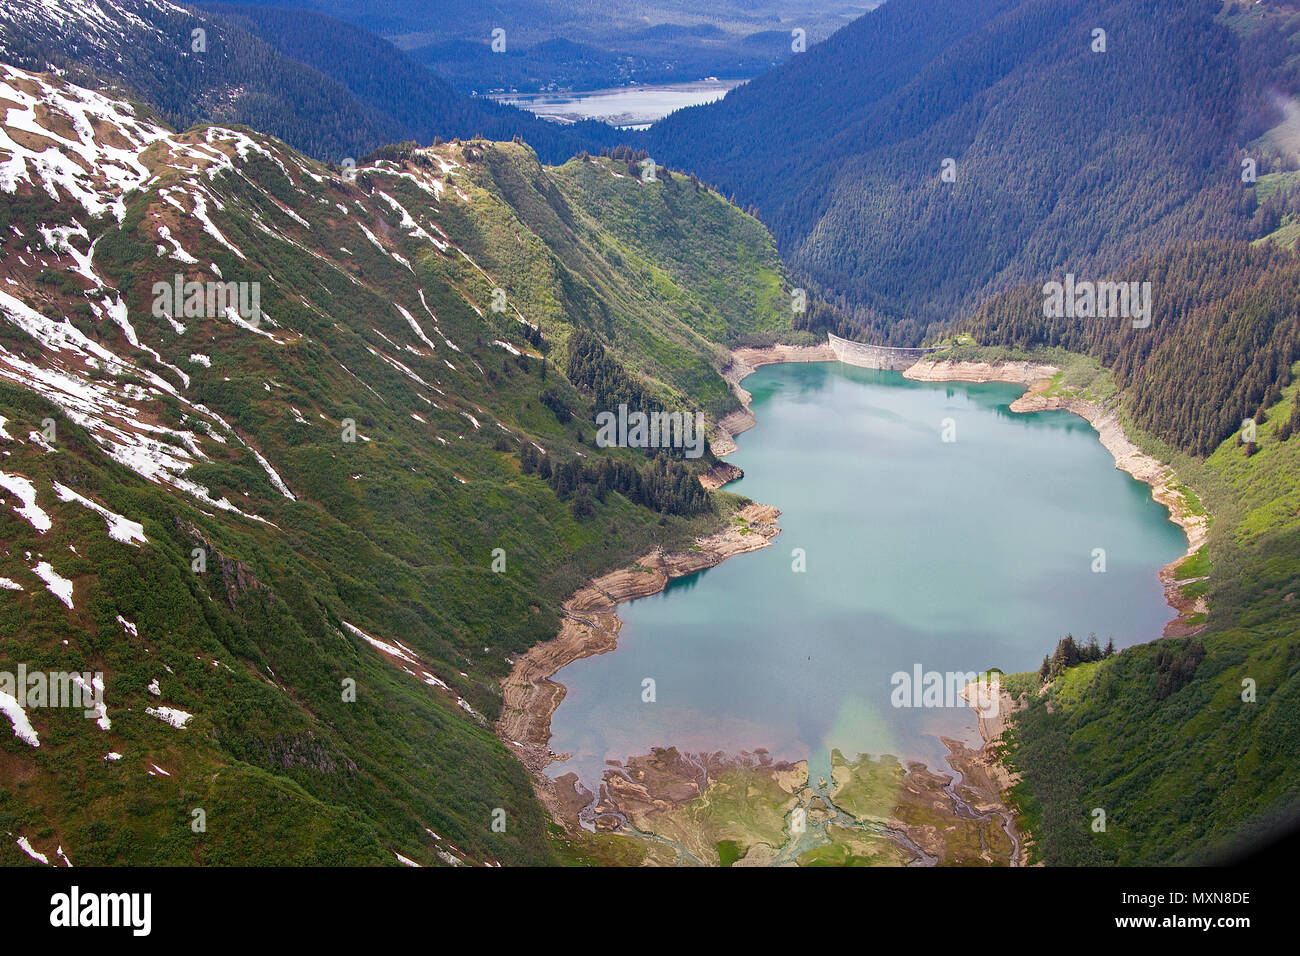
[519,444,711,518]
[966,240,1300,457]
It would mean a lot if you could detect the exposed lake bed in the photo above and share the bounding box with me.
[499,355,1195,865]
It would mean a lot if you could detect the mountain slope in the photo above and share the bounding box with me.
[646,0,1260,337]
[1000,371,1300,864]
[948,236,1300,864]
[0,63,793,865]
[0,0,616,165]
[967,240,1300,455]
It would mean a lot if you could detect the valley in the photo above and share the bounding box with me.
[518,351,1202,865]
[0,61,797,866]
[0,0,1297,878]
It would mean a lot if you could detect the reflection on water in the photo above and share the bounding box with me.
[663,569,708,596]
[548,362,1187,791]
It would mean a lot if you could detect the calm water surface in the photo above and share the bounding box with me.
[489,79,743,128]
[547,363,1186,788]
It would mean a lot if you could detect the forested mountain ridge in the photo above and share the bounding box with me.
[965,240,1300,456]
[0,0,619,165]
[945,225,1300,862]
[194,3,625,161]
[0,64,792,865]
[647,0,1274,339]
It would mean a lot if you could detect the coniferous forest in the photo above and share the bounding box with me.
[967,241,1300,456]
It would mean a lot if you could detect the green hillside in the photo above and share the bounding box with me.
[0,67,794,866]
[959,243,1300,864]
[1001,379,1300,864]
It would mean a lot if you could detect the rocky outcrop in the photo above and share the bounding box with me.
[248,731,358,776]
[699,461,743,490]
[175,516,273,611]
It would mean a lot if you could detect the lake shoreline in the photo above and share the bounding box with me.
[904,355,1214,866]
[495,502,782,830]
[713,343,837,456]
[902,358,1210,634]
[498,346,1195,863]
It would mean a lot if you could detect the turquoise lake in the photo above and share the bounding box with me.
[546,362,1188,789]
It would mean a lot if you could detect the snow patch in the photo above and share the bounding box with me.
[343,621,419,665]
[396,303,437,351]
[145,706,192,729]
[16,837,47,864]
[0,472,52,532]
[0,692,38,746]
[53,481,147,545]
[32,561,73,608]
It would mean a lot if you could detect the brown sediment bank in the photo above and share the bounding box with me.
[698,461,744,490]
[953,682,1031,866]
[495,503,781,827]
[591,744,1019,866]
[900,357,1061,387]
[903,359,1210,635]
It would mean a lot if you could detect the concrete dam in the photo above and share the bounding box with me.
[826,333,947,371]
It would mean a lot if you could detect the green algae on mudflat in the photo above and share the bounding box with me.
[598,747,1015,866]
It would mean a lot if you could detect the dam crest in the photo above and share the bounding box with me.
[826,333,948,371]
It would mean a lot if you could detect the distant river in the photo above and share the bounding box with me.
[546,362,1187,789]
[487,79,743,129]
